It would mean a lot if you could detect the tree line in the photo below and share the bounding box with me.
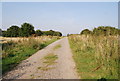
[80,26,120,36]
[1,23,62,37]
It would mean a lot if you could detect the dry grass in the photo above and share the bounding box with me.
[0,36,60,43]
[2,36,60,74]
[69,35,119,79]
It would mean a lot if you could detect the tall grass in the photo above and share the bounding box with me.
[2,36,60,74]
[68,35,119,79]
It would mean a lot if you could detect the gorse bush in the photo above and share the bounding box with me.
[69,35,119,79]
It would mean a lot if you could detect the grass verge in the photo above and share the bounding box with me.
[2,36,60,74]
[68,35,118,79]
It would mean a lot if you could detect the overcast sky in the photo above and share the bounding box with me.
[1,2,118,36]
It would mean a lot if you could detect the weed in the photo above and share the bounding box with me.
[68,35,118,79]
[41,67,55,71]
[30,74,35,79]
[37,67,42,69]
[43,53,58,65]
[53,44,61,50]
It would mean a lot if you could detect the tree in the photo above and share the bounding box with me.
[0,29,2,36]
[2,23,63,37]
[20,23,35,37]
[35,30,43,36]
[53,32,62,36]
[93,26,119,36]
[5,26,20,37]
[2,31,7,37]
[42,30,54,36]
[67,34,70,36]
[80,29,92,35]
[42,30,62,36]
[47,30,54,36]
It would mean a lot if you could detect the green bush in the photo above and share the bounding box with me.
[80,26,120,36]
[80,29,92,35]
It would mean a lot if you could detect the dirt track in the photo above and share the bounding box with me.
[3,37,79,79]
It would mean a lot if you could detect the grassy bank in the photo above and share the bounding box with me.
[2,36,60,74]
[68,35,119,79]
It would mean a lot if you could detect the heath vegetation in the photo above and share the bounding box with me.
[68,26,119,79]
[2,36,60,74]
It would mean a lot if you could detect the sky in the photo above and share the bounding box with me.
[1,0,119,2]
[1,2,118,36]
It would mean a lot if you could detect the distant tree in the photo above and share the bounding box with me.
[2,31,6,37]
[93,26,119,36]
[42,31,47,36]
[2,23,62,37]
[53,32,62,36]
[80,29,92,35]
[42,30,54,36]
[47,30,54,36]
[4,26,20,37]
[67,34,70,36]
[35,30,43,36]
[20,23,35,37]
[0,29,2,36]
[42,30,62,36]
[58,32,62,36]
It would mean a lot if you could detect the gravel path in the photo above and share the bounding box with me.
[3,37,79,79]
